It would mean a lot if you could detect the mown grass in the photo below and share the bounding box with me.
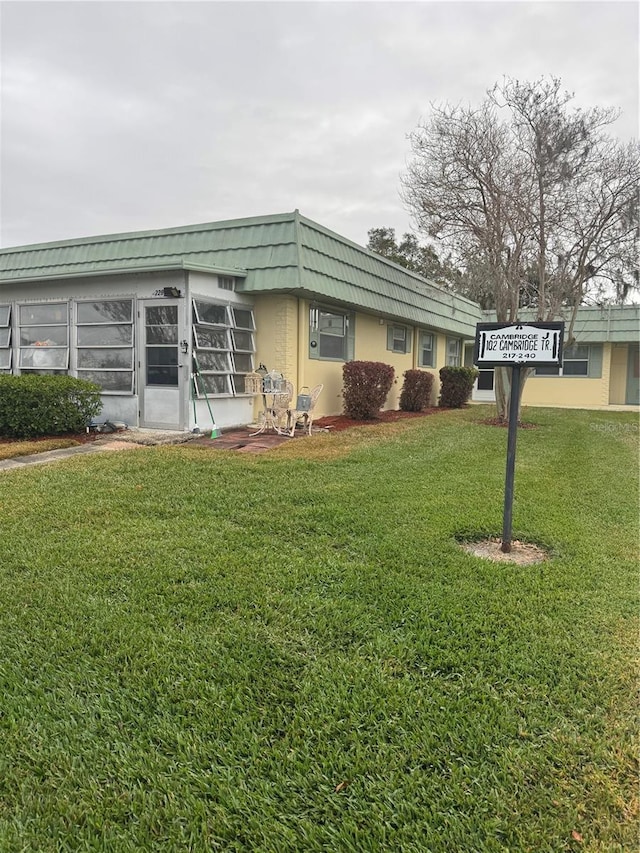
[0,406,637,852]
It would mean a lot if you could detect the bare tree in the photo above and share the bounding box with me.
[401,76,640,420]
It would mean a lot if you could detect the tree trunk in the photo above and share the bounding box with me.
[495,366,531,422]
[495,367,509,422]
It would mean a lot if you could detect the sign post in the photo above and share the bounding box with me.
[473,322,564,553]
[501,363,522,552]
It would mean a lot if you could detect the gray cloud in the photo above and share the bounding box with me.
[1,1,637,248]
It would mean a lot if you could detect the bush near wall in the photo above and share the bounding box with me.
[343,361,395,420]
[0,375,103,438]
[399,369,434,412]
[438,366,479,409]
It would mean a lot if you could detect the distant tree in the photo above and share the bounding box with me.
[401,76,640,420]
[366,226,461,290]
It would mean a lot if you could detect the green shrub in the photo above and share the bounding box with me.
[342,361,395,420]
[399,369,434,412]
[438,366,479,408]
[0,375,103,438]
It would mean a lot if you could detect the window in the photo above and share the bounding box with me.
[309,307,354,361]
[387,325,411,354]
[192,299,255,395]
[76,300,135,392]
[477,370,495,391]
[418,331,434,367]
[145,305,179,387]
[19,302,69,374]
[534,343,602,378]
[533,364,560,376]
[0,305,11,373]
[562,344,590,376]
[446,337,461,366]
[232,307,255,331]
[218,276,235,291]
[318,311,346,359]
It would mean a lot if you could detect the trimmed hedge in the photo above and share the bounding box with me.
[0,375,103,438]
[342,361,395,420]
[399,369,434,412]
[438,366,479,408]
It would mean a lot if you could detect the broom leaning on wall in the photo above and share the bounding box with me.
[192,354,220,439]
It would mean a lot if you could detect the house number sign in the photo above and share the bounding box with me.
[474,322,564,367]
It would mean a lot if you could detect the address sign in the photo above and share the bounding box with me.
[474,322,565,368]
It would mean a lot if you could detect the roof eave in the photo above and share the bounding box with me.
[0,260,248,286]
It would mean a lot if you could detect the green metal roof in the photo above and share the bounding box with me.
[482,306,640,343]
[0,210,482,336]
[0,213,292,281]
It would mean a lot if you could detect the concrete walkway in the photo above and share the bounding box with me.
[0,427,298,471]
[0,429,202,472]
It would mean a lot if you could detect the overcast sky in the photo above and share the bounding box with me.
[0,0,638,250]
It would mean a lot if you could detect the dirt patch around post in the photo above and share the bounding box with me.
[460,537,549,565]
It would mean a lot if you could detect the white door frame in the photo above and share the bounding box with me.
[138,299,187,429]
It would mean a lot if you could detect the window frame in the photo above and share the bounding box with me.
[0,305,11,373]
[533,343,602,378]
[561,343,590,376]
[75,299,135,394]
[18,301,69,375]
[418,330,434,368]
[387,324,411,355]
[309,306,355,362]
[446,337,461,367]
[192,297,255,396]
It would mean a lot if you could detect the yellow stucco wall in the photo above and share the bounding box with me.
[252,296,457,417]
[608,344,628,405]
[252,297,637,415]
[522,377,604,407]
[355,314,409,410]
[522,343,613,408]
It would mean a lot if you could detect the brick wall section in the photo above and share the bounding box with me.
[271,295,298,380]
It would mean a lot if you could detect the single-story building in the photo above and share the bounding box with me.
[0,210,637,431]
[466,306,640,408]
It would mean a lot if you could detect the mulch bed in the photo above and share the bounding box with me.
[0,409,450,448]
[314,408,446,432]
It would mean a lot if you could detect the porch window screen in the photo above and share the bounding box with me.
[0,306,10,372]
[76,300,134,393]
[192,299,255,395]
[19,302,69,374]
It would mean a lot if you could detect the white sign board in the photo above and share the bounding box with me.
[474,322,564,367]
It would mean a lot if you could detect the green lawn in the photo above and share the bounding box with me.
[0,406,637,852]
